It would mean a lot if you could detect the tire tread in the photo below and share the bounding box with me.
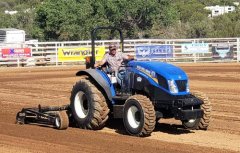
[71,78,110,130]
[192,91,212,130]
[125,95,156,137]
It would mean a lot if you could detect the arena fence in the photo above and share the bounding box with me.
[0,37,239,67]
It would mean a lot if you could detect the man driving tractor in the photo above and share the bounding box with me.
[94,43,134,83]
[94,43,134,71]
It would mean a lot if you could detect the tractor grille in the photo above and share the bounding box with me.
[175,80,187,92]
[157,74,168,90]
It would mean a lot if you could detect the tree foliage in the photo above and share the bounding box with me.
[34,0,178,40]
[0,0,239,40]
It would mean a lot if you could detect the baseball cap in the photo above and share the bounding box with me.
[109,43,117,50]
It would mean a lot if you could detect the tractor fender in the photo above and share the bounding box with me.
[76,69,114,102]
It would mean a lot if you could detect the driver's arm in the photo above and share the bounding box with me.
[127,55,135,60]
[122,53,134,60]
[94,54,107,67]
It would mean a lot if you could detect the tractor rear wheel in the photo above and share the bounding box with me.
[123,95,156,137]
[182,91,211,130]
[70,78,109,130]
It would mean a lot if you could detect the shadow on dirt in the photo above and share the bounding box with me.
[154,123,194,135]
[105,118,193,136]
[105,118,127,135]
[18,117,193,135]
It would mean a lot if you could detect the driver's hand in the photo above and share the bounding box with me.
[129,55,135,60]
[94,63,99,68]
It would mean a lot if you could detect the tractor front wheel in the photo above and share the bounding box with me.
[123,95,156,137]
[182,91,211,130]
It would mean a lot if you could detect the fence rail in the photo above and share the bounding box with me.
[0,37,239,67]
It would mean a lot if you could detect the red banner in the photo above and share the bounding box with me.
[1,48,31,58]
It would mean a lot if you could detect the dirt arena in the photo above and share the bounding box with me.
[0,63,239,153]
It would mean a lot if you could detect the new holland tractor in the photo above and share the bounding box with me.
[69,27,211,136]
[16,27,211,137]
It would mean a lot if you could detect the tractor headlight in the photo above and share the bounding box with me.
[168,80,178,94]
[186,81,190,93]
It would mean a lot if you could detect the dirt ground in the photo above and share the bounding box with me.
[0,63,239,153]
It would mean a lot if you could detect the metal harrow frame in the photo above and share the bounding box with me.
[16,104,70,130]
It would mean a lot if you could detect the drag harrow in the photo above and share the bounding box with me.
[16,104,70,130]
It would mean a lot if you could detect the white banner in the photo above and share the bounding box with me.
[181,43,209,53]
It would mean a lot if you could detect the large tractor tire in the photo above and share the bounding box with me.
[123,95,156,137]
[54,111,69,130]
[182,91,211,130]
[70,78,110,130]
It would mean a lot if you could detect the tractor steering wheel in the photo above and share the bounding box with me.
[121,60,128,67]
[117,69,126,80]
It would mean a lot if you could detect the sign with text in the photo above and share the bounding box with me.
[58,46,105,62]
[1,48,31,58]
[212,44,234,60]
[136,45,173,60]
[181,43,209,54]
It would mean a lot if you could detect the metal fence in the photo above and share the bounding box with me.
[0,37,239,67]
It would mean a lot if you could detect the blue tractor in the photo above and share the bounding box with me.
[70,27,211,136]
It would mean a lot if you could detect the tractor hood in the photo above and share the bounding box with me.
[128,61,188,80]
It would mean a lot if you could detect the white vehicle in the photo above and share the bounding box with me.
[0,29,26,65]
[0,28,25,44]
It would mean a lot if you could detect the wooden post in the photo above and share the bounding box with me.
[55,43,58,66]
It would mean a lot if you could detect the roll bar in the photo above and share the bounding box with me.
[90,26,124,69]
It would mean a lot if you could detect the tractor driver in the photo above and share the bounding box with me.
[94,43,134,83]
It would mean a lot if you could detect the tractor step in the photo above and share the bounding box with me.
[112,95,130,101]
[113,105,124,118]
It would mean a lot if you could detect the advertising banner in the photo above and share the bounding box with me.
[136,45,173,60]
[181,43,209,53]
[212,44,234,60]
[1,48,31,58]
[58,46,106,62]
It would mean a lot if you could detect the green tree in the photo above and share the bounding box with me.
[210,10,240,37]
[103,0,178,38]
[34,0,179,40]
[198,0,236,6]
[35,0,94,40]
[2,0,239,40]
